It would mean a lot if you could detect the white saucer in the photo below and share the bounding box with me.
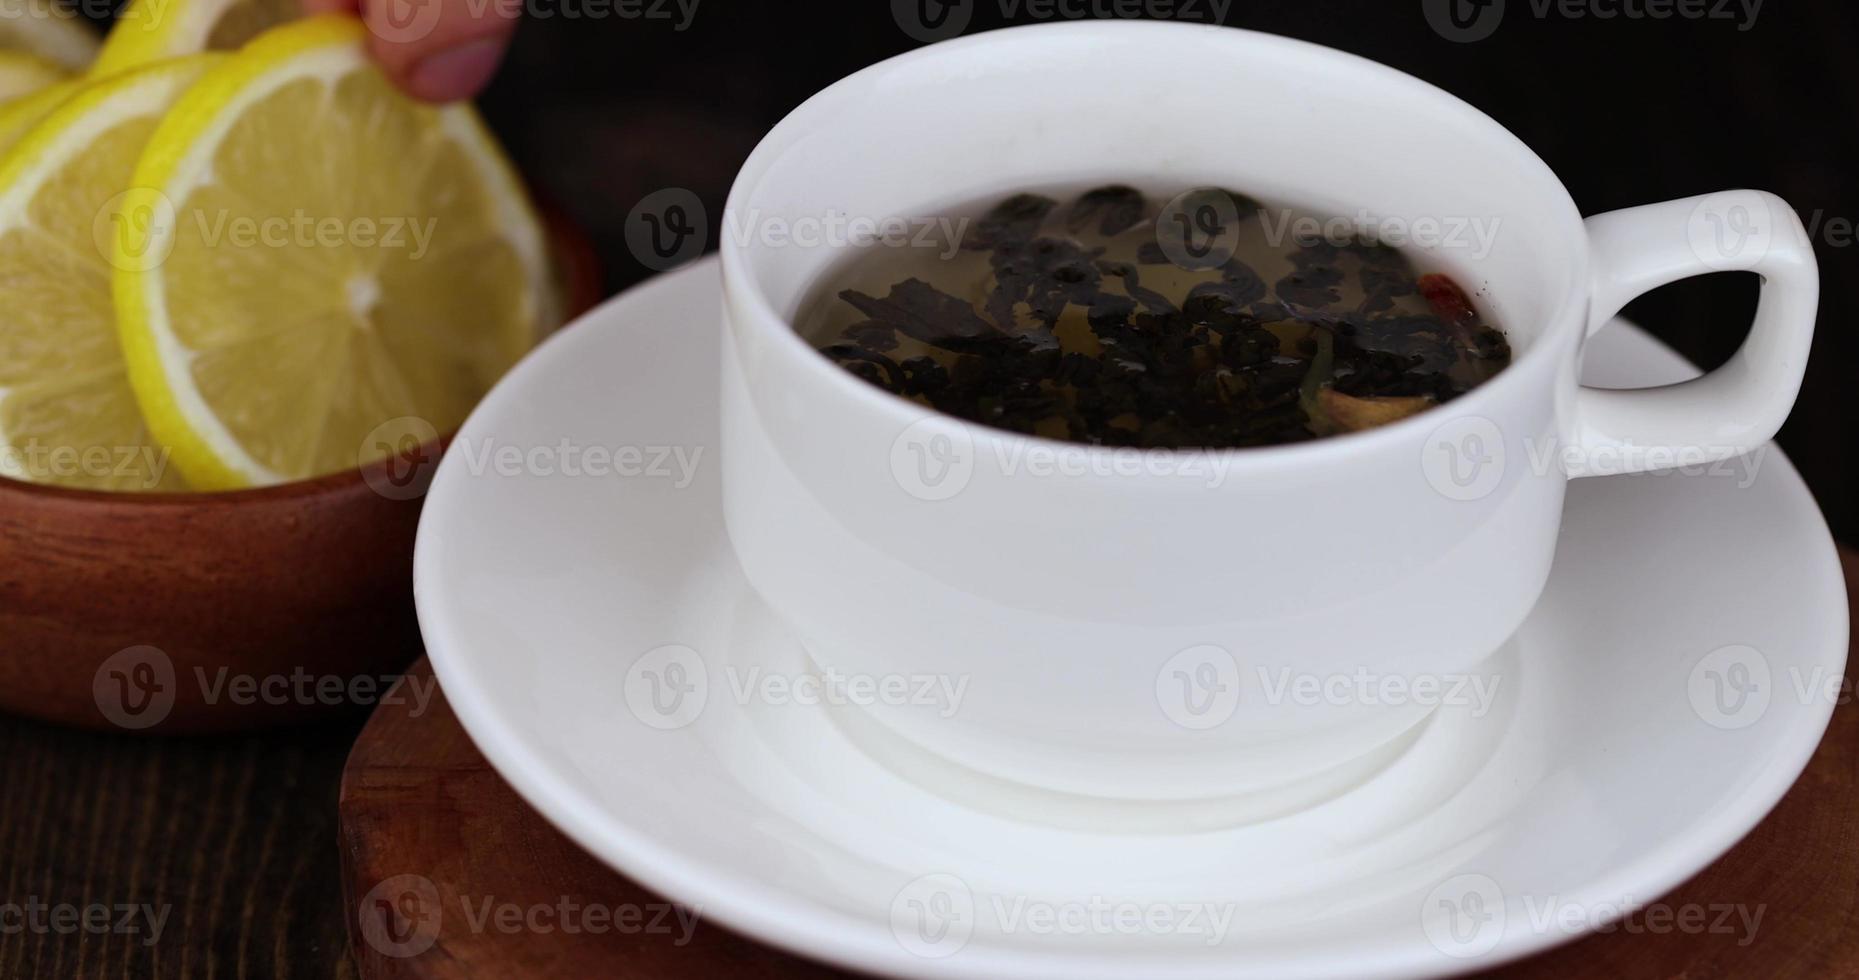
[414,257,1847,979]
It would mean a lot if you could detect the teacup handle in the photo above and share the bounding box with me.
[1572,189,1818,478]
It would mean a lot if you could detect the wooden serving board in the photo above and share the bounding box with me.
[338,554,1857,979]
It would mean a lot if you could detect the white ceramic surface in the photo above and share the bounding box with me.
[717,21,1820,799]
[415,258,1847,980]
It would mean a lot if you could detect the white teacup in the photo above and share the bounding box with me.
[717,21,1817,801]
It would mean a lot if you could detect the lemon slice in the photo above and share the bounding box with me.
[0,0,99,71]
[93,0,299,76]
[0,75,76,151]
[0,56,217,490]
[0,49,64,99]
[115,16,553,489]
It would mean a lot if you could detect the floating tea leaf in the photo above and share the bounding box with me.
[1067,185,1146,237]
[798,185,1511,449]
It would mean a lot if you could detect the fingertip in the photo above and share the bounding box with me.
[359,0,520,103]
[399,35,507,102]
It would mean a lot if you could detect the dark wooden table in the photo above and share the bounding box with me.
[4,547,1854,978]
[0,711,366,977]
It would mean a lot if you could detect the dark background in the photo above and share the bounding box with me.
[480,0,1856,544]
[2,3,1851,977]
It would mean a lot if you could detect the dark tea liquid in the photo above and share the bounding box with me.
[795,186,1510,449]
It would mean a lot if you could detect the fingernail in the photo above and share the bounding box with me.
[406,38,505,102]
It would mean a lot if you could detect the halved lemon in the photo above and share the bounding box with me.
[92,0,299,76]
[0,55,216,490]
[0,0,99,71]
[115,15,553,489]
[0,49,64,99]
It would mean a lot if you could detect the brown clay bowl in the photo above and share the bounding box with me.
[0,209,603,734]
[0,463,434,733]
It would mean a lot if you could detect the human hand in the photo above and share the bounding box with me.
[302,0,519,102]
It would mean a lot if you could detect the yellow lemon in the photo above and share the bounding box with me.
[0,56,217,490]
[114,16,554,489]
